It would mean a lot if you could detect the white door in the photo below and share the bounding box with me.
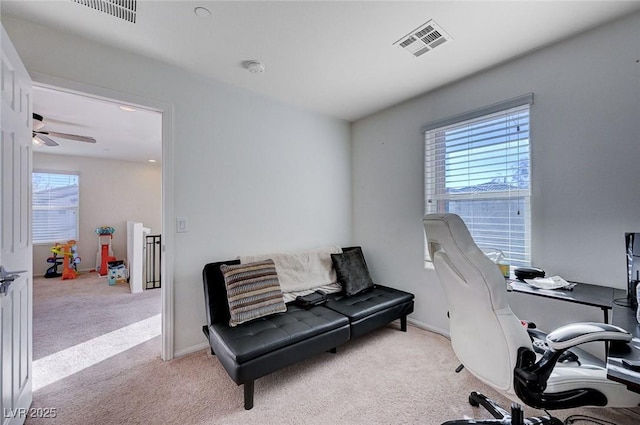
[0,25,33,425]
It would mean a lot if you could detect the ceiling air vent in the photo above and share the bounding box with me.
[393,20,452,57]
[71,0,137,23]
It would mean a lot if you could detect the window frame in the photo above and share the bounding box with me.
[32,170,80,245]
[423,94,533,266]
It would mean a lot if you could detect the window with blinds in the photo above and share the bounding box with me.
[32,172,79,244]
[424,94,532,267]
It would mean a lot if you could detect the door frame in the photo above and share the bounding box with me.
[30,72,175,360]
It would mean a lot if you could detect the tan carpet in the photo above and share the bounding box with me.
[33,272,161,361]
[27,275,640,424]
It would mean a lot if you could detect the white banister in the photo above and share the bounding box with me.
[127,221,150,294]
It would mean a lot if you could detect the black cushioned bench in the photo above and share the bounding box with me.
[202,247,414,409]
[325,285,414,338]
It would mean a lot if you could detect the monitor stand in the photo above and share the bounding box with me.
[626,232,640,307]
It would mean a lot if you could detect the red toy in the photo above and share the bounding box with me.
[95,226,116,276]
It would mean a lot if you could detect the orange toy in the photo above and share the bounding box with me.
[95,227,115,276]
[98,234,116,276]
[51,240,79,280]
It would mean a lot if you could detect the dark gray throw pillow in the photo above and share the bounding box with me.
[331,248,374,296]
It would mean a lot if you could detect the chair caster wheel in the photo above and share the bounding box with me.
[468,393,480,407]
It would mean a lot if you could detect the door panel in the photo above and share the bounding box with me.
[1,25,33,425]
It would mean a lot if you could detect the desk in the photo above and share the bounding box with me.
[507,281,640,393]
[606,289,640,393]
[507,279,614,323]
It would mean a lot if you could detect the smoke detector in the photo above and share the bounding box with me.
[194,7,212,19]
[393,19,452,57]
[245,61,266,73]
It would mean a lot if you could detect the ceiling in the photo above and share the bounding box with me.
[4,1,640,162]
[32,86,162,163]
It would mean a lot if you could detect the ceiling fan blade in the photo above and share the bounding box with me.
[33,112,89,129]
[36,131,96,144]
[34,134,59,147]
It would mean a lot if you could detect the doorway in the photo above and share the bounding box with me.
[30,80,172,391]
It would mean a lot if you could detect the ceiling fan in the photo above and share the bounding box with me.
[32,113,97,147]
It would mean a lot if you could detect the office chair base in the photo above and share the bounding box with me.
[441,392,563,425]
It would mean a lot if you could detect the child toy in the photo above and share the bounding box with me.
[95,226,116,276]
[50,240,81,280]
[107,260,128,285]
[44,246,63,278]
[71,243,81,269]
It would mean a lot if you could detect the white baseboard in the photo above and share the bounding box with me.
[174,341,210,358]
[407,317,450,339]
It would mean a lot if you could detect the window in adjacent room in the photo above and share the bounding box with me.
[32,171,79,244]
[424,94,532,267]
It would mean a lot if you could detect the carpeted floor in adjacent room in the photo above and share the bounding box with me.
[27,273,640,424]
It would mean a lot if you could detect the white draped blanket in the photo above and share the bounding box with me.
[240,246,343,294]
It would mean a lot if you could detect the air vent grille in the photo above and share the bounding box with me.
[71,0,137,23]
[394,20,452,58]
[414,26,434,39]
[399,37,416,49]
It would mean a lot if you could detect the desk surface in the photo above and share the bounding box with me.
[508,279,614,311]
[606,289,640,393]
[509,281,640,393]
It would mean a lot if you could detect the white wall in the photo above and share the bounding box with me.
[3,17,352,354]
[32,153,162,276]
[351,12,640,335]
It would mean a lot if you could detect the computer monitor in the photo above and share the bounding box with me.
[626,232,640,307]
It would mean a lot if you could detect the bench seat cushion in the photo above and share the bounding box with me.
[210,304,349,364]
[324,285,414,321]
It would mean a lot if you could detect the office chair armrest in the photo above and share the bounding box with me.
[514,322,631,409]
[546,322,631,350]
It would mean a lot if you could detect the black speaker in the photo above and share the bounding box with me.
[514,267,545,281]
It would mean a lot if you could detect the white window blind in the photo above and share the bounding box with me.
[424,94,532,267]
[32,172,79,244]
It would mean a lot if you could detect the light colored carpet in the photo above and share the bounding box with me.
[33,314,160,391]
[33,272,161,360]
[27,275,640,424]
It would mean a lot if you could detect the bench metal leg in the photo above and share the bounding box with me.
[244,381,254,410]
[202,325,215,356]
[400,315,407,332]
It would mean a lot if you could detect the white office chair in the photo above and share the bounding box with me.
[423,213,640,424]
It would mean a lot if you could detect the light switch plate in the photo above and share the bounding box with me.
[176,217,188,233]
